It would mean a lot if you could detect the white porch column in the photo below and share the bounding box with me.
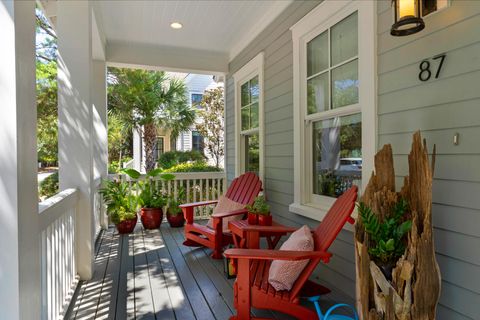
[57,0,95,280]
[0,1,40,318]
[92,59,109,228]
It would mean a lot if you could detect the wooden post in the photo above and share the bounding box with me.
[355,131,441,320]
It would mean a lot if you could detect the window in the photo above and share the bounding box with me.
[155,136,164,160]
[192,131,204,153]
[290,1,376,221]
[191,93,203,109]
[233,53,264,181]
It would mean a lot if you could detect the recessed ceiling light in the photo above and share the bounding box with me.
[170,22,183,29]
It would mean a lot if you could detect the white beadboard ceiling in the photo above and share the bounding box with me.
[94,0,292,61]
[39,0,293,73]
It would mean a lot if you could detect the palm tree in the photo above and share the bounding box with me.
[108,67,195,172]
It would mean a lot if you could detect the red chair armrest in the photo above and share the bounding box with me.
[179,200,219,209]
[224,248,332,263]
[211,208,248,219]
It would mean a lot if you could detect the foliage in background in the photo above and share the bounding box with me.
[246,195,270,215]
[36,8,58,166]
[108,67,195,172]
[358,199,412,265]
[195,87,225,168]
[158,150,205,170]
[108,112,133,165]
[108,156,133,174]
[162,161,223,173]
[38,172,59,201]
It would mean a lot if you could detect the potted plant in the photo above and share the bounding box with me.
[99,179,138,234]
[158,173,186,228]
[122,168,169,230]
[357,198,412,280]
[246,195,272,226]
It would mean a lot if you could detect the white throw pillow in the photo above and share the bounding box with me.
[268,225,314,291]
[206,196,245,233]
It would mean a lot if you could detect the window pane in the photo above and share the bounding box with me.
[312,113,361,197]
[245,133,259,175]
[191,93,203,108]
[307,31,328,77]
[241,82,250,106]
[241,106,250,131]
[331,12,358,66]
[332,59,358,109]
[307,72,329,114]
[250,76,259,103]
[192,131,204,152]
[250,103,259,129]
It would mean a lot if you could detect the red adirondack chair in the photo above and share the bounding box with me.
[224,186,358,319]
[181,172,262,259]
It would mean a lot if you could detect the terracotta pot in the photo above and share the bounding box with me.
[247,212,258,225]
[116,215,137,234]
[258,214,272,226]
[140,207,163,229]
[166,209,185,228]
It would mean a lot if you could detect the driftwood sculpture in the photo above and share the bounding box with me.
[355,131,441,320]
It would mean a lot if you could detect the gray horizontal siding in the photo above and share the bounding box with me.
[225,0,480,318]
[378,0,480,318]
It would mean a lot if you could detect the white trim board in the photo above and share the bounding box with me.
[233,52,265,182]
[289,0,377,226]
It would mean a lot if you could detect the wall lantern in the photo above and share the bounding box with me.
[391,0,425,36]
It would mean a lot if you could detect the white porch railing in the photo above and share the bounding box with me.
[93,178,107,236]
[39,189,79,320]
[112,171,227,219]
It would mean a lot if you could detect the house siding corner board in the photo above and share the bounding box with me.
[226,0,480,318]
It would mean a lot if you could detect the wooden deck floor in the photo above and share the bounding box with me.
[66,222,339,320]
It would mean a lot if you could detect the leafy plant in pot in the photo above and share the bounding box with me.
[99,179,138,234]
[246,195,271,226]
[358,198,412,280]
[122,168,169,230]
[162,174,186,228]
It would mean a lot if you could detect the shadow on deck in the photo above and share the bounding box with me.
[66,222,339,320]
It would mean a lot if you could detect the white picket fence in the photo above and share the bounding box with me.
[38,188,79,320]
[113,171,227,219]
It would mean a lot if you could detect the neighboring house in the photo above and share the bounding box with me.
[132,73,223,171]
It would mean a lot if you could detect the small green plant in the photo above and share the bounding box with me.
[246,195,270,216]
[358,198,412,265]
[99,179,137,224]
[167,187,186,216]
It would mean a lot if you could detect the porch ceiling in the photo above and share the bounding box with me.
[40,0,293,74]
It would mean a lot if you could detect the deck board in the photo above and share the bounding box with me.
[67,222,337,320]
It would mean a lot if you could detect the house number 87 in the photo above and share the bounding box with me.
[419,53,446,82]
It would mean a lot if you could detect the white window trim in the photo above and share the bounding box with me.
[289,0,377,224]
[233,52,265,182]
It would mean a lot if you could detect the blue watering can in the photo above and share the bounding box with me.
[307,296,359,320]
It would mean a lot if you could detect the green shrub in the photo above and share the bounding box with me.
[108,157,133,174]
[162,160,222,173]
[158,150,205,169]
[39,172,59,200]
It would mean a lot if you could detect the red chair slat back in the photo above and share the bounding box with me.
[225,172,262,205]
[313,186,358,252]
